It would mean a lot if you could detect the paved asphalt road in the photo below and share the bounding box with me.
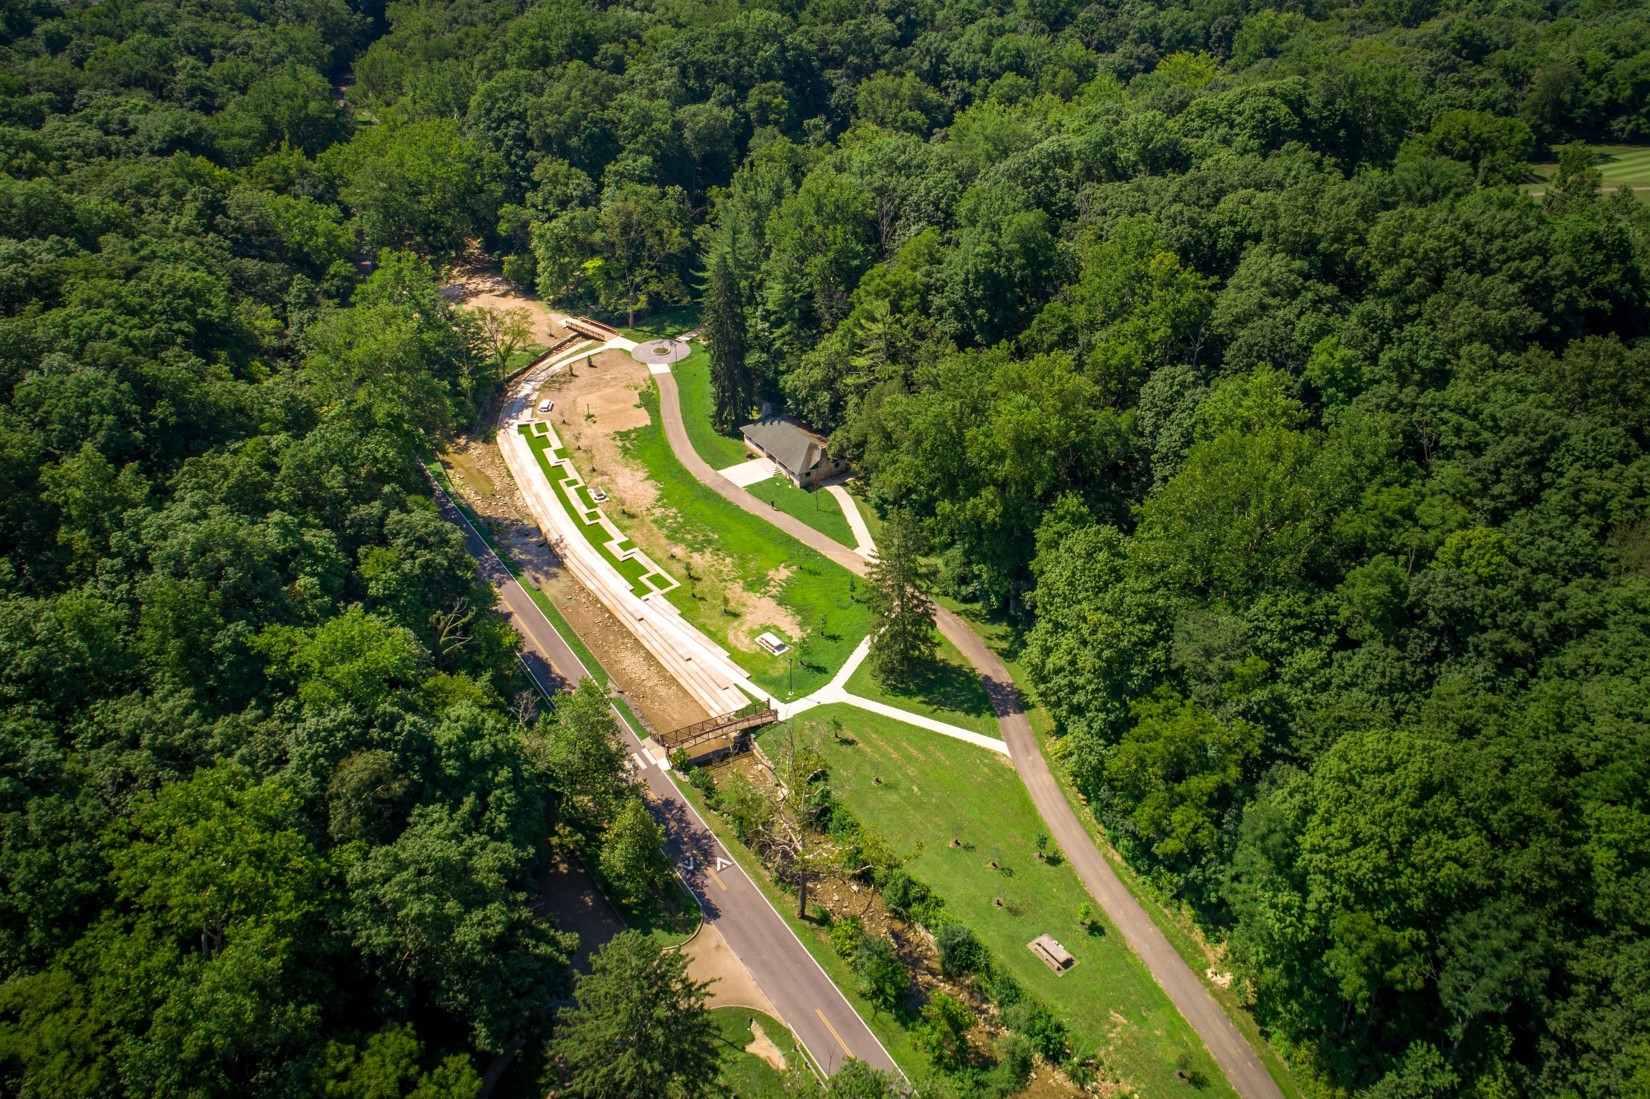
[652,373,1287,1099]
[426,475,901,1080]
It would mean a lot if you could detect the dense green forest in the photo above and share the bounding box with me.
[2,0,1648,1094]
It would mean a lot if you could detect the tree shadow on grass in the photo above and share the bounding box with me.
[879,653,995,723]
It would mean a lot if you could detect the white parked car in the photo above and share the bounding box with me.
[537,399,554,413]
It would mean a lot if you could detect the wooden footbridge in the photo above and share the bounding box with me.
[660,704,778,756]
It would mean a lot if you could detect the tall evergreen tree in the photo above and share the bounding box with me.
[703,244,752,432]
[865,510,936,683]
[556,931,718,1099]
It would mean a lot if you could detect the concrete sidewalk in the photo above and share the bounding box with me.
[825,484,876,559]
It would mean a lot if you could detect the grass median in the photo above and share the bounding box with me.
[843,631,999,737]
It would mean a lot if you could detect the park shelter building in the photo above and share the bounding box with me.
[740,417,849,488]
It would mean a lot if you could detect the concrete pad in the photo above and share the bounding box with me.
[719,458,777,488]
[632,338,692,366]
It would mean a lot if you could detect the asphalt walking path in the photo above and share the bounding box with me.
[652,372,1287,1099]
[427,477,901,1080]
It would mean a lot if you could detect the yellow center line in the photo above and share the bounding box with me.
[815,1008,853,1058]
[707,867,727,892]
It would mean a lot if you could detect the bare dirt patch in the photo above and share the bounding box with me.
[744,1021,788,1073]
[681,922,780,1017]
[441,265,568,346]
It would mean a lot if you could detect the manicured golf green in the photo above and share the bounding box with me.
[1527,143,1650,198]
[764,705,1236,1099]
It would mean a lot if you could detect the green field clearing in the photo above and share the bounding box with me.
[844,632,1000,737]
[763,705,1235,1099]
[1527,144,1650,197]
[712,1008,800,1097]
[745,474,857,549]
[619,388,871,698]
[672,349,751,468]
[930,596,1304,1098]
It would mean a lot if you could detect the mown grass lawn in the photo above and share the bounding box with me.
[766,705,1237,1099]
[1526,143,1650,199]
[672,348,750,468]
[618,389,870,698]
[928,602,1306,1099]
[712,1008,799,1098]
[844,632,1000,737]
[745,475,857,549]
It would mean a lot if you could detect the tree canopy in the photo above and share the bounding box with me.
[3,0,1650,1092]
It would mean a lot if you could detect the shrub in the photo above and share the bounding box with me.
[935,921,986,978]
[1004,996,1068,1063]
[685,764,719,808]
[983,1033,1034,1096]
[852,933,908,1012]
[914,992,974,1070]
[879,867,944,925]
[829,914,863,960]
[982,966,1022,1008]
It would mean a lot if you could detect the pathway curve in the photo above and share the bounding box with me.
[426,474,900,1081]
[825,484,876,559]
[653,367,1287,1099]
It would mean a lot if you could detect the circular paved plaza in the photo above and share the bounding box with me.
[631,338,692,366]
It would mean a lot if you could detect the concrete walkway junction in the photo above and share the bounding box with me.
[499,336,1000,753]
[473,321,1285,1099]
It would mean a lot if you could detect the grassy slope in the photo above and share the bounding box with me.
[672,350,858,549]
[765,704,1236,1099]
[843,632,999,737]
[934,596,1307,1099]
[619,389,870,698]
[673,348,750,468]
[712,1008,800,1098]
[847,483,885,547]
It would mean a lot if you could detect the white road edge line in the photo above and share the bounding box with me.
[428,463,903,1083]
